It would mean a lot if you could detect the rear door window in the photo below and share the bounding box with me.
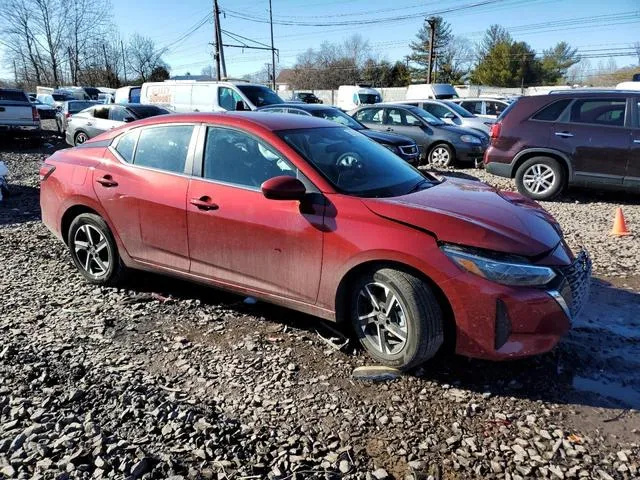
[531,99,571,122]
[461,101,482,115]
[133,125,195,174]
[93,107,109,119]
[569,99,626,126]
[353,108,384,124]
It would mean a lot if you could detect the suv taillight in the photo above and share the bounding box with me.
[489,122,501,145]
[32,106,40,121]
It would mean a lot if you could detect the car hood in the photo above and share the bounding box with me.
[360,129,415,145]
[362,177,564,258]
[436,123,484,137]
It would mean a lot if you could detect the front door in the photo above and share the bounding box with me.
[94,124,196,271]
[550,97,631,185]
[383,108,434,153]
[187,126,324,303]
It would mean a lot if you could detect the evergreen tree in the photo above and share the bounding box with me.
[540,41,580,84]
[408,16,452,80]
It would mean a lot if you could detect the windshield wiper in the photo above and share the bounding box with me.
[407,179,432,194]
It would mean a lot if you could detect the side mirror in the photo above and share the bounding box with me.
[123,116,135,123]
[261,176,306,201]
[443,112,455,119]
[235,100,248,111]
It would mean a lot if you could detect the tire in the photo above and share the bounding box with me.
[350,268,444,370]
[515,156,565,200]
[428,143,455,168]
[56,119,62,134]
[74,131,89,146]
[67,213,127,286]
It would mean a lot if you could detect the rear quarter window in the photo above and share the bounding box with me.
[114,131,138,163]
[531,99,571,121]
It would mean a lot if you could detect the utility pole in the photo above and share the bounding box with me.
[426,17,436,84]
[213,0,222,80]
[216,4,227,78]
[268,0,276,89]
[121,40,127,83]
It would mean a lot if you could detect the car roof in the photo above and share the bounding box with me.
[537,90,633,98]
[0,88,25,93]
[104,111,337,132]
[260,103,334,112]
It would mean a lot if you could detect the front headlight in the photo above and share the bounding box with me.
[381,144,399,153]
[460,135,481,144]
[442,246,556,286]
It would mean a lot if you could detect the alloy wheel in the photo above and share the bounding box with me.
[356,282,408,355]
[430,146,451,167]
[75,132,88,145]
[73,224,110,278]
[522,164,555,195]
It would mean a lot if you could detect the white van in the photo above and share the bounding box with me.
[406,84,458,100]
[139,80,284,112]
[337,85,382,111]
[114,86,142,104]
[616,81,640,91]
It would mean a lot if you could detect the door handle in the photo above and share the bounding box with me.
[555,131,574,138]
[385,127,394,132]
[96,175,118,187]
[86,122,94,126]
[190,196,219,211]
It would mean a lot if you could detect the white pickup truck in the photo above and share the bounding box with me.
[0,88,41,138]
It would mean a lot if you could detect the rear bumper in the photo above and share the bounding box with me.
[486,161,514,178]
[0,124,41,135]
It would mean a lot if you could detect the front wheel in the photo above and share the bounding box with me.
[428,143,455,168]
[515,156,565,200]
[350,268,444,370]
[74,131,89,146]
[67,213,127,286]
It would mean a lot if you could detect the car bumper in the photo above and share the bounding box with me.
[0,124,41,136]
[442,250,591,360]
[485,161,514,178]
[455,143,487,163]
[38,110,57,119]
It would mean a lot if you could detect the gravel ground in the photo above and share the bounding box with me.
[0,123,639,479]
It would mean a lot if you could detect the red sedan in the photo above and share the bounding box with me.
[40,112,591,369]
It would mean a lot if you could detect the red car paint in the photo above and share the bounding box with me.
[41,112,581,361]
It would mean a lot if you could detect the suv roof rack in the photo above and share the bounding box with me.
[548,89,634,95]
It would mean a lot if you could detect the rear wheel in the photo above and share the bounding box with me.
[74,131,89,146]
[350,268,444,370]
[428,143,454,168]
[67,213,127,286]
[515,156,565,200]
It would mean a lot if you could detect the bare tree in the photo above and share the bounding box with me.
[127,34,167,83]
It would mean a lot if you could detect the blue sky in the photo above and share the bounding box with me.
[1,0,638,81]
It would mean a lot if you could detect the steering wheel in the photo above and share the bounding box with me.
[335,151,363,169]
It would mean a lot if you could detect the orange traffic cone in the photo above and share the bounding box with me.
[610,207,631,236]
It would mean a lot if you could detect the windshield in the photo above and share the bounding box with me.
[358,93,381,104]
[237,85,284,107]
[443,101,475,118]
[311,109,364,130]
[410,107,446,126]
[279,127,434,197]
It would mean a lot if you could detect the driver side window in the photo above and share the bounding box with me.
[203,127,298,188]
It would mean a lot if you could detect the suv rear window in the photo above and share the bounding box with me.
[531,99,571,121]
[0,90,28,102]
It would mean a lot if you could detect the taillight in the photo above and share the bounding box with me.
[39,163,56,181]
[32,106,40,121]
[489,122,501,145]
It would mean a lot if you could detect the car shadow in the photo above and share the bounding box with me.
[552,187,640,206]
[121,271,640,411]
[0,185,41,226]
[423,167,482,182]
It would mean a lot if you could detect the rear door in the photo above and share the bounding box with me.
[0,90,33,126]
[550,97,631,184]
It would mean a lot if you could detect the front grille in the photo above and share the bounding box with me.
[399,144,419,156]
[557,249,592,318]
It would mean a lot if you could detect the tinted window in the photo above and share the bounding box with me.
[203,127,298,188]
[114,131,138,163]
[424,103,452,119]
[68,101,98,113]
[130,87,141,103]
[443,101,474,118]
[532,99,571,121]
[461,101,482,115]
[109,106,129,122]
[133,125,194,173]
[354,108,384,124]
[486,101,506,116]
[280,127,432,197]
[93,107,109,119]
[236,85,283,108]
[127,105,169,119]
[358,93,381,104]
[218,87,246,111]
[569,99,626,126]
[386,108,404,125]
[0,90,28,102]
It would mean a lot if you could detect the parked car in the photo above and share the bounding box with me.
[56,100,101,134]
[98,93,114,104]
[37,92,76,109]
[291,92,323,104]
[258,103,420,165]
[65,103,169,146]
[406,83,458,100]
[141,80,284,112]
[484,91,640,200]
[28,92,37,101]
[337,85,382,111]
[388,99,493,135]
[451,97,509,119]
[40,112,591,369]
[115,85,142,104]
[31,98,57,119]
[81,87,101,100]
[0,88,41,138]
[350,104,487,166]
